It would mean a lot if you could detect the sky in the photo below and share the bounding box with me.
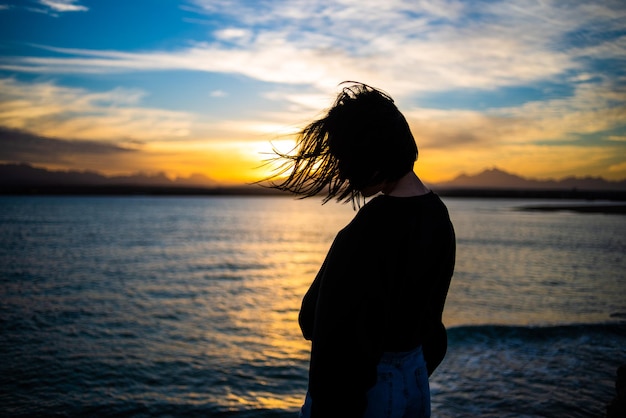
[0,0,625,185]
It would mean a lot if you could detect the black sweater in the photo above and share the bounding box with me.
[298,192,456,417]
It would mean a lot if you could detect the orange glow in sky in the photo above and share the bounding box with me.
[1,1,625,184]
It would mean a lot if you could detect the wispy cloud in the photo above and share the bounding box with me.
[0,126,134,163]
[405,74,626,159]
[0,78,193,142]
[609,161,626,172]
[209,90,228,98]
[39,0,88,13]
[2,0,623,98]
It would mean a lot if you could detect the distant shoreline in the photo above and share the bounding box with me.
[0,184,285,197]
[435,188,626,201]
[517,204,626,214]
[1,185,626,201]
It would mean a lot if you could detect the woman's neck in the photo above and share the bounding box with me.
[383,171,430,197]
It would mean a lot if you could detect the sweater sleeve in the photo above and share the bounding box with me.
[304,226,381,418]
[422,214,456,375]
[299,256,326,341]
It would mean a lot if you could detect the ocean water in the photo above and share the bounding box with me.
[1,195,625,418]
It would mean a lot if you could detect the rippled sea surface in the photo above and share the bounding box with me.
[1,195,625,417]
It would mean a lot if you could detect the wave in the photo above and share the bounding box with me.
[430,321,626,418]
[447,320,626,346]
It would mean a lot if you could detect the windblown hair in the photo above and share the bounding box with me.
[265,82,418,205]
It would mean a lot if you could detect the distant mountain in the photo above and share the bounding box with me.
[434,168,626,191]
[2,164,625,197]
[0,163,217,188]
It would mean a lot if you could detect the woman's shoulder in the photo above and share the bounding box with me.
[348,195,389,222]
[342,192,448,230]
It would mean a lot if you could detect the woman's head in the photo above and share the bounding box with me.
[266,82,418,204]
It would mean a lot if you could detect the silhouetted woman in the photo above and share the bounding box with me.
[266,82,455,418]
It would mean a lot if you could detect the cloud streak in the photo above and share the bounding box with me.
[39,0,88,13]
[0,127,134,171]
[0,78,194,142]
[2,0,624,97]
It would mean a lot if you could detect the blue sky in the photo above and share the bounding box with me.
[1,0,625,183]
